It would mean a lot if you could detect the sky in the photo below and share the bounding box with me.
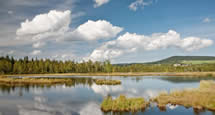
[0,0,215,63]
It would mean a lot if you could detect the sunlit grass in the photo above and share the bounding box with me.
[153,80,215,111]
[101,95,148,112]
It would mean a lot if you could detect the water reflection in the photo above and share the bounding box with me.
[0,77,95,95]
[91,84,159,99]
[16,89,103,115]
[17,95,81,115]
[167,104,178,110]
[0,76,215,115]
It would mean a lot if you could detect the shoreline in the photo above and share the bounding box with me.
[2,72,215,77]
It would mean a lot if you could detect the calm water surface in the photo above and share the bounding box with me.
[0,76,215,115]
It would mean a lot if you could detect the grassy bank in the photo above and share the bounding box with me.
[153,80,215,111]
[3,72,215,77]
[101,95,149,112]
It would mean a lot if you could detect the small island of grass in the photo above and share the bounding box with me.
[101,95,149,112]
[0,76,76,85]
[153,80,215,111]
[95,79,121,85]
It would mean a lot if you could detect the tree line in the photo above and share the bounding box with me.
[0,56,215,74]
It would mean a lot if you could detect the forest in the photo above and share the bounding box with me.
[1,56,215,74]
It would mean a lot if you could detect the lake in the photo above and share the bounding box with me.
[0,76,215,115]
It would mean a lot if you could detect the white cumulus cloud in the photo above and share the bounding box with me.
[66,20,123,41]
[16,10,71,39]
[16,10,122,50]
[85,30,213,61]
[16,10,71,50]
[129,0,151,11]
[93,0,110,8]
[180,37,213,51]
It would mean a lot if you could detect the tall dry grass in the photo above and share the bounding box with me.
[153,80,215,111]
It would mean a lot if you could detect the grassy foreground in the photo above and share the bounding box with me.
[101,95,149,112]
[153,80,215,111]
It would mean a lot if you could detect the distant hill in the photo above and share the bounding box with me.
[148,56,215,64]
[114,56,215,65]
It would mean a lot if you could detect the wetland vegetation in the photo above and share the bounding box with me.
[153,80,215,111]
[0,75,215,115]
[1,56,215,114]
[0,76,121,86]
[101,95,149,112]
[100,80,215,113]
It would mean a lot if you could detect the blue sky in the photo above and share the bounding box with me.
[0,0,215,63]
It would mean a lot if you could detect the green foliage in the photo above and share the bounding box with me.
[0,56,112,74]
[1,56,215,74]
[0,57,12,74]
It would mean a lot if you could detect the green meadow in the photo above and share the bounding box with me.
[182,60,215,64]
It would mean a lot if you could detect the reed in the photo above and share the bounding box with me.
[153,80,215,111]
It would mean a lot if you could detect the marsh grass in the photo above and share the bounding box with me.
[101,95,148,112]
[153,80,215,111]
[0,77,75,85]
[0,76,122,87]
[95,79,121,85]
